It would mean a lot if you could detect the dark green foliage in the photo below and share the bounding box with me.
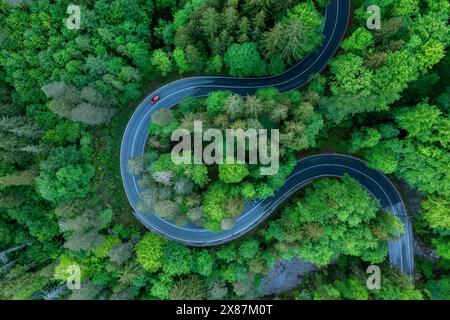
[0,0,448,301]
[426,276,450,300]
[320,1,449,123]
[162,242,193,276]
[162,0,325,76]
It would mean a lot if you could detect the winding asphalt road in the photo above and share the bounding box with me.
[120,0,414,275]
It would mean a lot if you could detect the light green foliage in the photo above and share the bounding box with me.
[216,245,237,263]
[395,104,450,197]
[342,27,374,52]
[393,0,420,18]
[219,161,249,184]
[426,276,450,300]
[202,182,243,230]
[153,153,177,173]
[255,183,275,199]
[151,49,173,76]
[93,235,121,259]
[54,254,85,282]
[189,164,210,187]
[330,54,374,98]
[349,128,382,153]
[240,182,257,200]
[320,2,449,123]
[206,91,230,116]
[432,237,450,260]
[220,262,248,283]
[193,250,214,277]
[150,274,173,300]
[135,233,167,272]
[396,103,448,146]
[352,103,450,196]
[421,196,450,231]
[173,47,191,74]
[364,139,403,174]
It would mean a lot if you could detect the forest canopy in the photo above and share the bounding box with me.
[0,0,449,301]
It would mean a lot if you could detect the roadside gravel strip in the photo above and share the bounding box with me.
[120,0,414,275]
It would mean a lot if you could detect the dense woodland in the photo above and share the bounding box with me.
[0,0,449,300]
[132,88,323,230]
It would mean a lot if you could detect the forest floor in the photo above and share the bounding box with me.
[261,258,321,297]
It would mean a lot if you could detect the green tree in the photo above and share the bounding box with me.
[170,275,206,300]
[135,233,167,272]
[421,196,450,231]
[206,91,230,117]
[239,239,259,260]
[70,103,114,126]
[219,161,249,184]
[150,274,173,300]
[262,2,323,64]
[151,49,173,76]
[173,47,191,74]
[342,27,374,53]
[189,164,210,188]
[271,175,403,266]
[349,128,382,153]
[224,43,265,77]
[432,236,450,260]
[202,183,235,231]
[193,249,214,277]
[426,276,450,300]
[0,168,38,188]
[162,241,193,276]
[36,146,94,204]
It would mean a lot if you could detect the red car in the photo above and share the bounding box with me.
[150,95,160,105]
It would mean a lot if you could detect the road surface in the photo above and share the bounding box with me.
[120,0,414,275]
